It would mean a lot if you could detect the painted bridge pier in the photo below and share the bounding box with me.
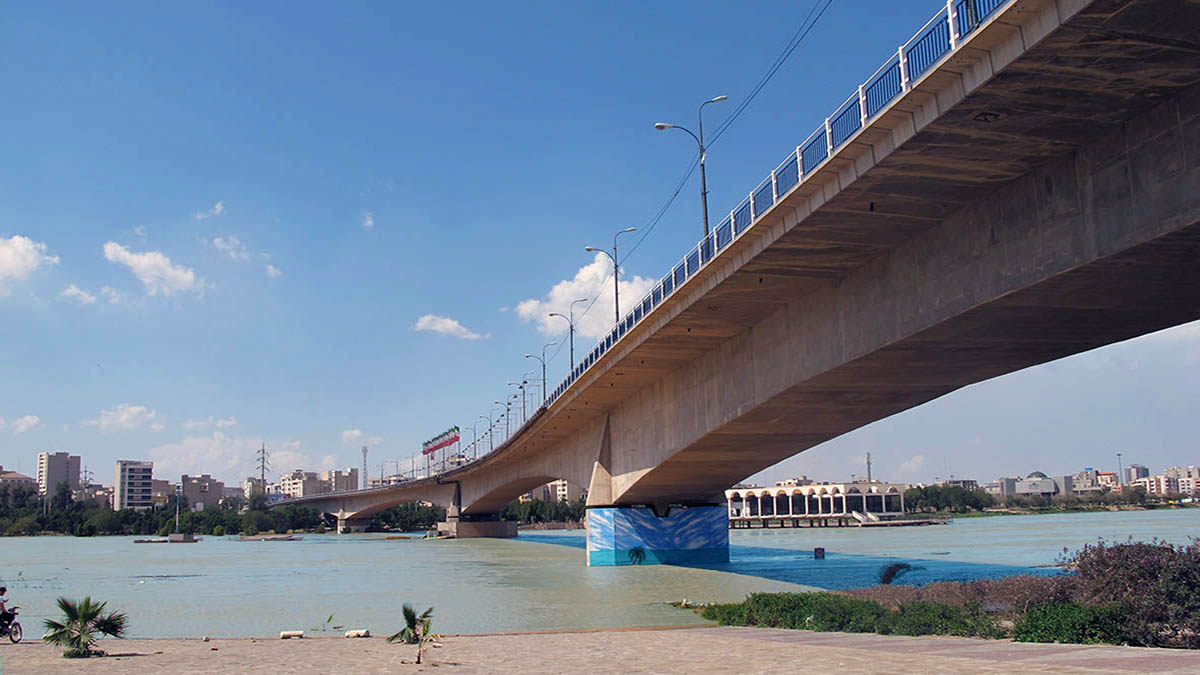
[283,0,1200,566]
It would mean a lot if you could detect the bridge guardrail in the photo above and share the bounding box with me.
[300,0,1015,496]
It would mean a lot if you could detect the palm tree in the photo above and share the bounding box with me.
[387,604,437,664]
[42,596,128,658]
[628,546,647,565]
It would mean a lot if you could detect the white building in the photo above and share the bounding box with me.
[113,460,154,511]
[726,481,907,520]
[37,451,81,496]
[271,469,324,498]
[1131,475,1179,496]
[534,479,583,503]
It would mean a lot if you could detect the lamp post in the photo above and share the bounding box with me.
[549,298,587,368]
[1117,452,1124,486]
[585,226,638,323]
[494,400,512,438]
[654,95,727,237]
[480,414,493,452]
[525,341,555,405]
[508,381,527,423]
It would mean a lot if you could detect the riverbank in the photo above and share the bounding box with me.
[898,503,1198,520]
[8,626,1200,674]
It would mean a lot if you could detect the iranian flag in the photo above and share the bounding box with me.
[422,426,460,455]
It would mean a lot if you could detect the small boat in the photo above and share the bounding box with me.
[134,538,169,544]
[239,534,303,541]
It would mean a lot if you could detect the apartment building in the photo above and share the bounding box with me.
[113,460,154,511]
[36,451,81,496]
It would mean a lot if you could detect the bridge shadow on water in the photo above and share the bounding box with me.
[516,532,1063,590]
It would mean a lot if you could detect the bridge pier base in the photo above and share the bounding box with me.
[337,517,370,533]
[436,520,517,538]
[586,505,729,566]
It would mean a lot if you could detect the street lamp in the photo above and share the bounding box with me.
[1117,452,1124,486]
[655,94,727,237]
[508,381,527,423]
[549,297,587,368]
[525,341,555,405]
[494,400,513,438]
[585,226,637,323]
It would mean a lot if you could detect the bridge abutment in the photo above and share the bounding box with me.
[586,505,729,566]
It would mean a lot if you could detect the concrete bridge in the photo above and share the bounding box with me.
[285,0,1200,565]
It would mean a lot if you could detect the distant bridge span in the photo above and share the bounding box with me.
[285,0,1200,564]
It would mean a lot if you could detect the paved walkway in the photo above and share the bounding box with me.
[6,625,1200,673]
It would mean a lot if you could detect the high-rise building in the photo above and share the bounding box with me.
[36,451,81,496]
[321,468,359,492]
[113,460,154,511]
[243,477,265,500]
[180,474,226,512]
[1124,464,1150,484]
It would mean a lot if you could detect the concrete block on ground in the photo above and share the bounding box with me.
[279,631,304,639]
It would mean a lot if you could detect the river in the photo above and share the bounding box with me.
[1,509,1195,637]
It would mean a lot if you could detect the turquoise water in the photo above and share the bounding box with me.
[0,509,1194,637]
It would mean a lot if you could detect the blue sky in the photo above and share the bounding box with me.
[1,1,1197,489]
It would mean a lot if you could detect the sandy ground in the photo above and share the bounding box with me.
[6,626,1200,674]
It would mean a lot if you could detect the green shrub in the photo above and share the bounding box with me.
[701,602,748,625]
[882,601,1004,638]
[212,525,225,537]
[1014,602,1132,645]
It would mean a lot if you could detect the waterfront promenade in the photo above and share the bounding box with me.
[9,626,1200,674]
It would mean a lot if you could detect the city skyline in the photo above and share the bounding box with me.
[2,0,1199,488]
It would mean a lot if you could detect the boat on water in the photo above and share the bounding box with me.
[134,533,200,544]
[239,533,303,541]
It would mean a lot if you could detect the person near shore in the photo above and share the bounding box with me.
[0,587,14,628]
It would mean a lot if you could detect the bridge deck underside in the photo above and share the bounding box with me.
[625,223,1200,503]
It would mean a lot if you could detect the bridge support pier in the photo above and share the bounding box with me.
[337,517,370,533]
[586,505,729,566]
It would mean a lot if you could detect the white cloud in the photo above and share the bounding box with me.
[412,314,487,340]
[342,429,383,446]
[150,422,166,432]
[265,264,282,279]
[0,235,59,296]
[150,432,310,480]
[99,286,123,304]
[182,416,237,430]
[320,454,338,470]
[11,415,39,434]
[83,403,159,433]
[60,284,96,304]
[194,201,225,221]
[103,242,202,296]
[898,454,926,478]
[515,253,655,340]
[212,235,250,262]
[362,212,374,229]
